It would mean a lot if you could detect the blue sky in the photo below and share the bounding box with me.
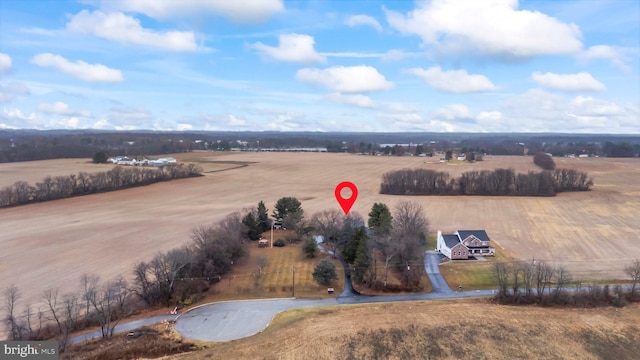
[0,0,638,133]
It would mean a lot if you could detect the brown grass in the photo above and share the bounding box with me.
[61,325,200,360]
[1,153,638,320]
[162,299,640,360]
[199,232,344,302]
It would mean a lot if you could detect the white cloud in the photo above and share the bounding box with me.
[177,123,193,131]
[92,119,110,129]
[37,102,93,117]
[381,49,414,61]
[101,0,284,23]
[578,45,631,72]
[30,53,124,82]
[430,104,475,122]
[385,0,582,59]
[532,72,606,92]
[406,66,497,93]
[226,114,247,126]
[345,14,383,32]
[571,96,625,117]
[321,52,384,58]
[325,93,377,108]
[498,88,639,132]
[0,53,11,73]
[1,107,37,129]
[296,65,393,93]
[267,113,304,131]
[67,10,199,52]
[0,82,30,103]
[477,111,503,122]
[251,34,326,64]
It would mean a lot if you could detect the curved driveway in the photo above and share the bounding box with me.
[174,298,337,342]
[71,251,494,344]
[173,251,493,342]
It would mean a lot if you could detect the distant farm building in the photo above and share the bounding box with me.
[436,230,495,260]
[108,156,177,167]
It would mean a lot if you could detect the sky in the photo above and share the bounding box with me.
[0,0,638,133]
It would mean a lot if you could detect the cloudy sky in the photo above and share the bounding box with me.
[0,0,638,133]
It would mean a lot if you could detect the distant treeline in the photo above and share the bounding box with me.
[0,163,202,207]
[380,168,592,196]
[2,130,638,163]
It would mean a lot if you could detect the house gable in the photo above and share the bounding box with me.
[450,243,469,260]
[457,230,491,247]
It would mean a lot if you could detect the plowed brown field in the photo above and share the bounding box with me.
[1,153,638,312]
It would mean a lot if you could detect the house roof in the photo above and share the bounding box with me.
[442,234,461,249]
[457,230,490,243]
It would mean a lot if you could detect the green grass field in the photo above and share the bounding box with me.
[438,246,515,290]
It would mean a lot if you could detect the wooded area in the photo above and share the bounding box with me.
[380,168,592,196]
[0,164,202,207]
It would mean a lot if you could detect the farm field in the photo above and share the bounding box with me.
[1,152,639,315]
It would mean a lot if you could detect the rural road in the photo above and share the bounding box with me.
[173,251,492,342]
[174,298,337,342]
[72,251,494,343]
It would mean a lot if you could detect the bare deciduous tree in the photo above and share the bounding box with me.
[91,278,131,338]
[392,201,429,287]
[494,262,510,297]
[3,285,22,340]
[625,259,640,296]
[43,288,78,350]
[553,266,572,302]
[311,209,343,257]
[535,261,554,301]
[80,273,99,327]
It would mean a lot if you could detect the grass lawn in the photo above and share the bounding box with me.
[200,230,344,302]
[438,241,515,290]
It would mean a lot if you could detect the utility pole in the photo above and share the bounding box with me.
[270,222,274,248]
[292,266,296,297]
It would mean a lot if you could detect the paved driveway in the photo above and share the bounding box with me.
[72,251,492,344]
[424,251,454,293]
[173,298,337,342]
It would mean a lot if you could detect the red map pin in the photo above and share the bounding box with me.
[335,181,358,215]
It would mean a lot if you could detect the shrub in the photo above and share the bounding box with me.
[533,152,556,170]
[313,258,338,286]
[274,239,286,247]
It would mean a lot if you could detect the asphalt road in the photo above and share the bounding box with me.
[173,298,337,342]
[71,250,494,344]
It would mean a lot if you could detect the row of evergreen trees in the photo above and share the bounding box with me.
[380,168,592,196]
